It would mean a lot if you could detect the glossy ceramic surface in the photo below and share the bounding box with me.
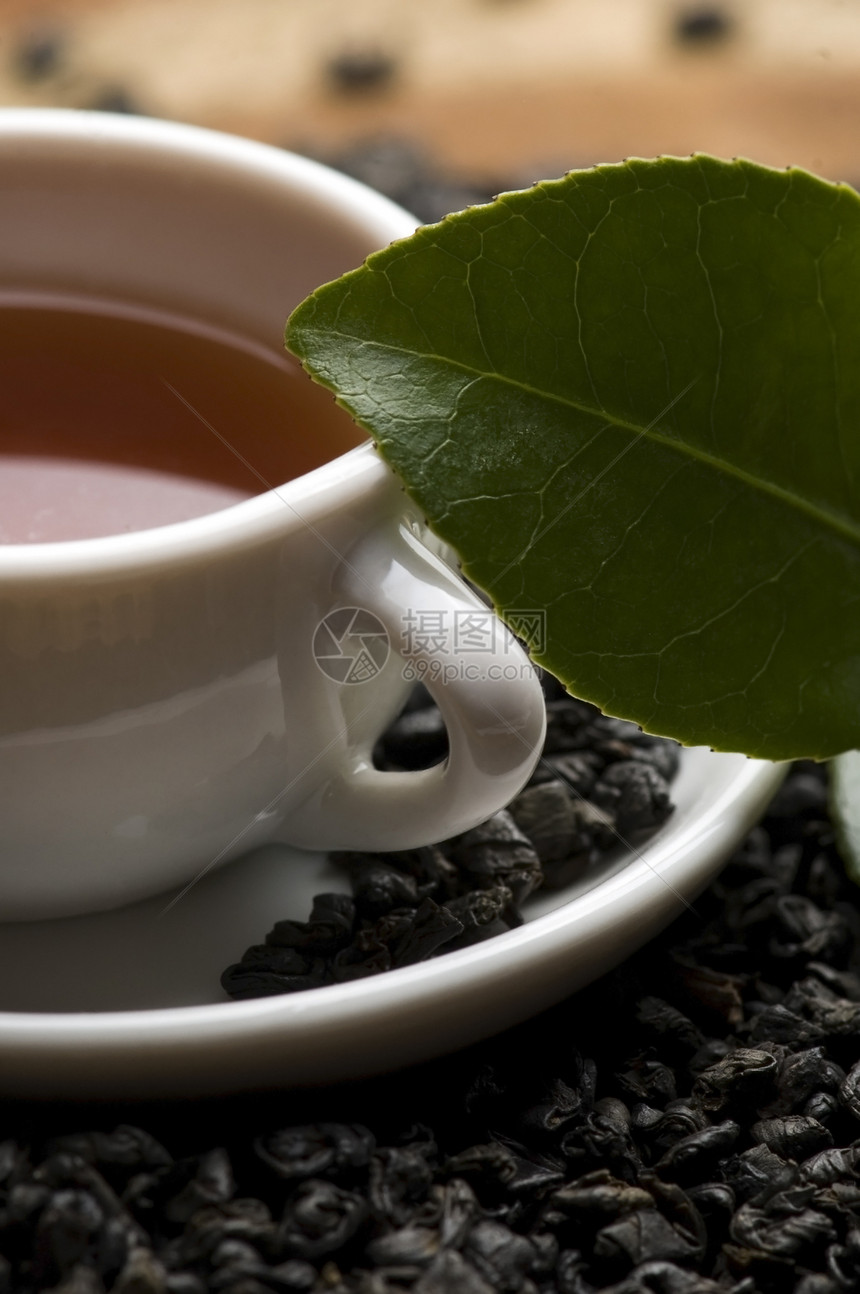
[0,111,545,918]
[0,747,784,1098]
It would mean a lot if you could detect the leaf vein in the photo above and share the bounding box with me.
[341,335,860,548]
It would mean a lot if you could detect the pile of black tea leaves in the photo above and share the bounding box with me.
[5,759,860,1294]
[220,677,680,1000]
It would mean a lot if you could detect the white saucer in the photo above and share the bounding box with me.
[0,747,785,1098]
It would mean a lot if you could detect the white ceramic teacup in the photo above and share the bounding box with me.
[0,110,546,920]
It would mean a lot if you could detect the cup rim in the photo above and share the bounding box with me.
[0,439,393,577]
[0,105,413,226]
[0,108,417,577]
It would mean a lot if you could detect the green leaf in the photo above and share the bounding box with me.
[830,752,860,885]
[286,155,860,761]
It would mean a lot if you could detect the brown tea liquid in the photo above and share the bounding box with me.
[0,295,365,543]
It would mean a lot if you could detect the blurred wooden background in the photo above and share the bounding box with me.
[0,0,858,190]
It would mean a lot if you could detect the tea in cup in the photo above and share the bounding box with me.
[0,110,546,920]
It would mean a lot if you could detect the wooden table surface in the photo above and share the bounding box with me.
[0,0,858,188]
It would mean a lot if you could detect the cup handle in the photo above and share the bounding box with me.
[291,511,547,852]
